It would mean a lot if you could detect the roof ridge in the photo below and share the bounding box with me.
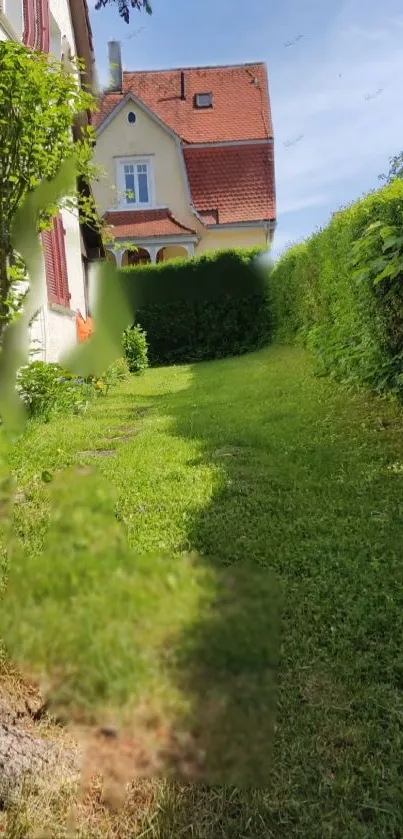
[123,61,266,75]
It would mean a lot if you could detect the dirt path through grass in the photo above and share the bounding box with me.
[3,345,403,837]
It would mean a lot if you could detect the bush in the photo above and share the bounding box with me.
[269,180,403,397]
[16,357,131,421]
[17,362,95,420]
[119,248,271,366]
[101,356,131,387]
[122,325,149,373]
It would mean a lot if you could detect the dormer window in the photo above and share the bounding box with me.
[194,92,213,109]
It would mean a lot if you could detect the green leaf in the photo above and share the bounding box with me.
[372,260,402,284]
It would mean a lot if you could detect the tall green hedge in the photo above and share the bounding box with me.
[269,179,403,396]
[119,248,271,365]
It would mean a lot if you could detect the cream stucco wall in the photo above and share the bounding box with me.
[94,102,274,261]
[93,100,203,235]
[159,245,190,261]
[196,226,268,254]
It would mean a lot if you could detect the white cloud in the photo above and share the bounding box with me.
[271,1,403,227]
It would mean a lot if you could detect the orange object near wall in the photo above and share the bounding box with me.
[76,311,94,343]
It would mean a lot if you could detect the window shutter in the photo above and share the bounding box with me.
[41,229,59,304]
[22,0,36,47]
[35,0,50,52]
[54,214,70,307]
[42,216,71,308]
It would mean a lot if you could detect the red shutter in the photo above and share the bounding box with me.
[22,0,36,47]
[42,216,71,308]
[35,0,50,52]
[41,229,59,304]
[23,0,50,52]
[54,214,70,308]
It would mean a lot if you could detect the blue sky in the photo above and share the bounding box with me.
[87,0,403,259]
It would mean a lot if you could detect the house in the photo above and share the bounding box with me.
[0,0,102,362]
[92,42,276,267]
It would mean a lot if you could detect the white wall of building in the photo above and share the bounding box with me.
[2,0,88,365]
[2,0,24,40]
[45,207,87,362]
[38,0,86,363]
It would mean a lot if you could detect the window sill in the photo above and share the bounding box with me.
[48,302,76,318]
[119,205,152,212]
[108,205,167,213]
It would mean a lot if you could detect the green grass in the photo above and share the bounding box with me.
[2,345,403,836]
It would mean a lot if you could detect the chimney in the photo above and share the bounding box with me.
[108,41,122,92]
[180,70,186,101]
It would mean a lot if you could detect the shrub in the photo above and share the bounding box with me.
[16,357,131,421]
[269,180,403,397]
[119,248,271,365]
[122,325,149,373]
[101,356,131,388]
[16,362,95,420]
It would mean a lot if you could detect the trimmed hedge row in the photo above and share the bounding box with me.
[119,248,271,365]
[269,179,403,396]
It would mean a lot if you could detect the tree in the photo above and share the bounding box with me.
[0,41,102,342]
[378,151,403,184]
[94,0,152,24]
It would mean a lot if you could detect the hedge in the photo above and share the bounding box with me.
[269,179,403,397]
[119,248,271,365]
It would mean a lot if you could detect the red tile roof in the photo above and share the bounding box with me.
[94,62,273,143]
[96,62,276,229]
[184,144,275,224]
[104,209,197,239]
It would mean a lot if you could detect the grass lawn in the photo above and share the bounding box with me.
[2,345,403,837]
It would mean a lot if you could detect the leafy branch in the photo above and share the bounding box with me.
[0,41,102,341]
[94,0,152,24]
[351,220,403,286]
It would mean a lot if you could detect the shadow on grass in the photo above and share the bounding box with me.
[137,350,403,838]
[5,346,403,837]
[164,558,279,786]
[132,355,286,835]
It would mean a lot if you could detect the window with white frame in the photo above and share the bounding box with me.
[117,158,152,208]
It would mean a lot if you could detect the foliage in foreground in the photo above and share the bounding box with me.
[120,248,270,365]
[0,41,101,340]
[269,179,403,397]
